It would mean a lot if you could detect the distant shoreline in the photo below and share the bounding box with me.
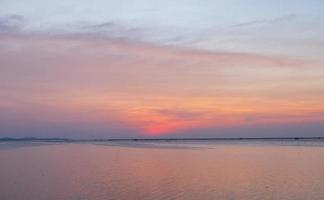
[1,137,324,143]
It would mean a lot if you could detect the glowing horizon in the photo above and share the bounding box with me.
[1,0,324,138]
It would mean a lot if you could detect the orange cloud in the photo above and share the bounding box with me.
[1,34,324,136]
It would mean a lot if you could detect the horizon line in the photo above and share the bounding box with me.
[1,136,324,142]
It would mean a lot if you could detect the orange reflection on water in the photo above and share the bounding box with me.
[1,142,324,200]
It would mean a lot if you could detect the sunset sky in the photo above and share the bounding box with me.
[1,0,324,138]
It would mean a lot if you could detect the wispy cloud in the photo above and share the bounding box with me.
[0,8,323,138]
[0,14,25,33]
[154,109,206,121]
[230,14,298,28]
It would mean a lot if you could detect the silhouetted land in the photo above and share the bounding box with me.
[1,137,324,143]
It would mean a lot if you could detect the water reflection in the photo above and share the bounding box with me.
[1,142,324,200]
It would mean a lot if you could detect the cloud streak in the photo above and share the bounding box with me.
[0,0,324,138]
[0,14,25,33]
[2,33,324,138]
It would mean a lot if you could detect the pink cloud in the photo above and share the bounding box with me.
[1,34,324,137]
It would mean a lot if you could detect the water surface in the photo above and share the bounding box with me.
[1,140,324,200]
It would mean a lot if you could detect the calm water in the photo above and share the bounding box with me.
[1,140,324,200]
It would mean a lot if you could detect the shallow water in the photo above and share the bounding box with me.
[1,141,324,200]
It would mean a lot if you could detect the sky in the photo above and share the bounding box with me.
[0,0,324,139]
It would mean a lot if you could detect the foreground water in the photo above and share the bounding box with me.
[1,140,324,200]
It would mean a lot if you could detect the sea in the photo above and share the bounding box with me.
[1,139,324,200]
